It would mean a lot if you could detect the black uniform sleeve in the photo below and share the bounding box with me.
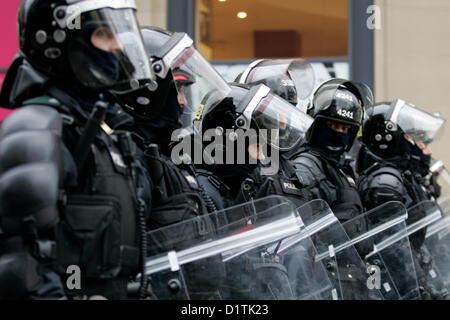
[291,154,327,201]
[0,105,65,299]
[0,105,64,233]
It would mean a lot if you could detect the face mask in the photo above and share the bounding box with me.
[312,123,350,152]
[411,143,431,165]
[165,85,184,121]
[398,136,414,156]
[80,25,135,87]
[87,47,121,82]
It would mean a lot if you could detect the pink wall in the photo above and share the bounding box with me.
[0,1,21,69]
[0,73,4,90]
[0,73,13,122]
[0,108,13,123]
[0,1,21,120]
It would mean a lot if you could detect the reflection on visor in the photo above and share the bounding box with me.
[243,59,315,109]
[69,8,154,91]
[253,93,314,151]
[288,59,315,100]
[313,79,373,113]
[172,46,196,70]
[169,44,231,129]
[391,100,446,144]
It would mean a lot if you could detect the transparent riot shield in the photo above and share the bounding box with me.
[424,215,450,293]
[406,200,446,299]
[143,196,333,300]
[406,200,443,248]
[430,159,450,204]
[296,200,385,300]
[437,197,450,216]
[342,201,420,300]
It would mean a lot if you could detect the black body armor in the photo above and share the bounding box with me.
[0,59,144,300]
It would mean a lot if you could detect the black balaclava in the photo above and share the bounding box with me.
[410,144,431,165]
[61,24,130,114]
[382,136,415,171]
[80,23,127,84]
[397,135,414,157]
[409,143,431,178]
[309,120,350,164]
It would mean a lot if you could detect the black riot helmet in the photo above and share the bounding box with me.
[307,78,374,152]
[199,83,314,153]
[236,58,315,113]
[18,0,154,93]
[111,27,174,121]
[112,27,231,130]
[361,99,445,158]
[187,82,313,185]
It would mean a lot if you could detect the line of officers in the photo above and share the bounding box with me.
[0,0,448,300]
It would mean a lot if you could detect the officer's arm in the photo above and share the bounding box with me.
[291,155,324,200]
[0,105,65,299]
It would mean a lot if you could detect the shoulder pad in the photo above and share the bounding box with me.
[0,105,63,139]
[282,145,309,160]
[291,153,326,187]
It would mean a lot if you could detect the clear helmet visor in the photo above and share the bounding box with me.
[391,100,446,144]
[164,39,231,130]
[67,7,154,91]
[313,79,374,111]
[251,90,314,151]
[352,81,374,109]
[243,59,315,112]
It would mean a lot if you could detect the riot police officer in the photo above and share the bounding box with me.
[110,27,234,299]
[236,58,316,113]
[194,82,314,210]
[356,99,448,299]
[284,79,373,228]
[0,0,154,299]
[356,99,444,213]
[111,26,232,222]
[234,58,317,208]
[192,82,314,299]
[281,78,375,299]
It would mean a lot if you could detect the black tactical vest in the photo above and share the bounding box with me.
[235,161,313,210]
[287,149,371,257]
[141,150,215,253]
[22,95,142,299]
